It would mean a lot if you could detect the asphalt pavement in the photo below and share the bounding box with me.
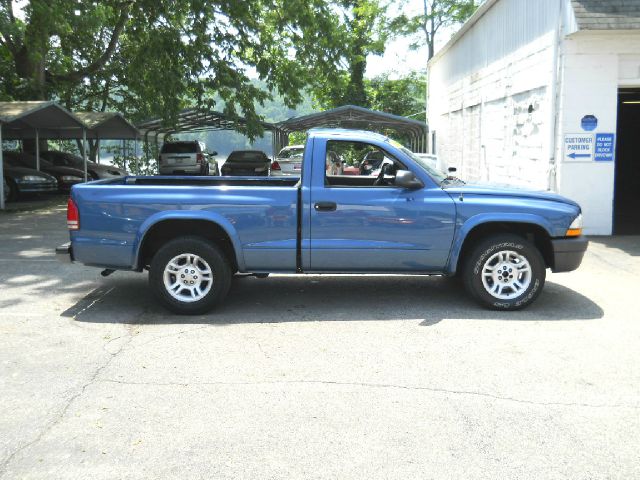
[1,198,639,479]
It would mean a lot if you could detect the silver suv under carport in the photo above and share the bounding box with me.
[158,141,218,176]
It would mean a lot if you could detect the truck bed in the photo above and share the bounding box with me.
[70,176,301,272]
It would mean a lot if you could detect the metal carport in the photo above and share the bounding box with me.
[1,103,142,209]
[0,101,85,210]
[75,112,140,171]
[137,108,278,163]
[276,105,429,153]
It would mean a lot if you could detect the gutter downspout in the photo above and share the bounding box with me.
[549,0,565,192]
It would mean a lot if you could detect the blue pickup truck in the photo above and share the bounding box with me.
[56,129,587,314]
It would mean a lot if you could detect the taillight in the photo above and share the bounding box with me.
[271,161,281,171]
[196,153,205,164]
[67,198,79,230]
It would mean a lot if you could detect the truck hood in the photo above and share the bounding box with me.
[444,183,580,208]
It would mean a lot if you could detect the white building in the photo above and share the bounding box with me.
[427,0,640,235]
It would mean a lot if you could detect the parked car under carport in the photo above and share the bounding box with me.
[221,150,270,176]
[3,151,84,192]
[40,150,126,180]
[2,163,57,202]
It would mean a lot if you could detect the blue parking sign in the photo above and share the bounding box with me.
[594,133,615,162]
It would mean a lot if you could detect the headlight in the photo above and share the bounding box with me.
[566,214,583,237]
[61,175,82,182]
[17,175,47,183]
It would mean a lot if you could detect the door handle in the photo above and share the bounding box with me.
[314,201,337,212]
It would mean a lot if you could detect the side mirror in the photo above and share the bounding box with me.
[448,167,457,173]
[394,170,424,189]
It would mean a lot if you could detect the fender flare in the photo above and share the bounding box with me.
[446,213,554,274]
[132,210,245,271]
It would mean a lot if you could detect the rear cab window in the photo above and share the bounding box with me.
[226,152,268,163]
[161,142,200,154]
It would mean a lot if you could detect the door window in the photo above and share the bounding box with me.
[324,140,407,187]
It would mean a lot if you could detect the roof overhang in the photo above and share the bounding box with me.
[75,111,139,139]
[0,101,86,139]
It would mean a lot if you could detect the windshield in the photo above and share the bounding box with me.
[398,146,449,184]
[278,147,304,159]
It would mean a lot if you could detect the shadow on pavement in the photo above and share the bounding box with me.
[64,274,604,326]
[590,235,640,257]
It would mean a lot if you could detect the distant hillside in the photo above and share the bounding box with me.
[175,81,318,158]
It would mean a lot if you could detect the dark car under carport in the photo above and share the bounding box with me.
[3,151,85,192]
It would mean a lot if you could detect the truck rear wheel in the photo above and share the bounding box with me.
[149,236,231,315]
[462,234,546,310]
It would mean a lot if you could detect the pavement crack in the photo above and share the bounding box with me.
[0,308,144,478]
[96,378,639,410]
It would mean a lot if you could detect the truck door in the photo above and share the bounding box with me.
[306,138,456,272]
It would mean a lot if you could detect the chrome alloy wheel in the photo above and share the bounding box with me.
[481,250,532,300]
[163,253,213,303]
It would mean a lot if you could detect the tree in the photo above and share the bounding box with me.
[367,71,426,117]
[0,0,345,139]
[391,0,479,60]
[311,0,387,109]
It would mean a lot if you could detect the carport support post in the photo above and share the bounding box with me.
[135,136,139,174]
[121,139,126,173]
[0,124,4,210]
[35,128,40,171]
[82,129,88,182]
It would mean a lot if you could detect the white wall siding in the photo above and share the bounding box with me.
[428,0,562,189]
[431,0,561,85]
[429,29,557,188]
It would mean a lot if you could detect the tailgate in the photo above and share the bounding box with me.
[163,154,196,166]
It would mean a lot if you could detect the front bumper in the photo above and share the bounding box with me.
[55,242,74,263]
[17,182,58,194]
[551,236,588,273]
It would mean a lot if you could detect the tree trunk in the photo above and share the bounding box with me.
[346,49,368,107]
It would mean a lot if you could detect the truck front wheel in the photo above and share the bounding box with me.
[462,234,546,310]
[149,236,231,315]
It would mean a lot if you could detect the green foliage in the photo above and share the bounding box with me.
[0,0,345,136]
[390,0,479,59]
[367,72,426,117]
[311,0,387,110]
[106,141,157,176]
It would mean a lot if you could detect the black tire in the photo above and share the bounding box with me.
[462,234,546,310]
[149,236,232,315]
